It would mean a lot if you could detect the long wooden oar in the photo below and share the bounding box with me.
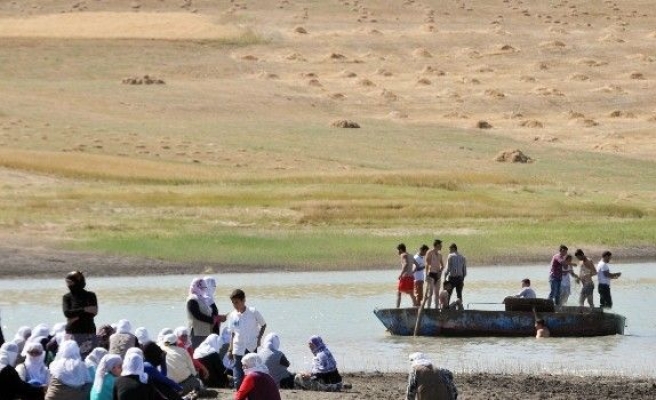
[413,281,432,336]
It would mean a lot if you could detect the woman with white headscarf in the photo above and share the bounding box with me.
[45,340,92,400]
[203,276,226,335]
[175,326,209,382]
[109,319,138,359]
[406,352,458,400]
[186,278,218,348]
[193,333,229,388]
[234,353,280,400]
[89,353,122,400]
[113,351,155,400]
[161,334,202,396]
[1,342,46,400]
[15,341,51,395]
[85,347,109,378]
[134,327,151,348]
[257,333,294,388]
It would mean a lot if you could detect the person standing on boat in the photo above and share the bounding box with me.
[597,251,621,308]
[413,245,429,308]
[574,249,597,307]
[548,245,568,306]
[444,243,467,305]
[62,271,98,359]
[405,352,458,400]
[515,279,536,298]
[424,239,444,309]
[396,244,418,308]
[559,255,575,305]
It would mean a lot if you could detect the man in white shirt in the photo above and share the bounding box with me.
[413,244,429,307]
[515,278,536,299]
[227,289,267,390]
[597,251,621,308]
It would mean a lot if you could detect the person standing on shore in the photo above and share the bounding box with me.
[574,249,597,307]
[424,239,444,309]
[548,245,568,306]
[62,271,98,359]
[406,352,458,400]
[413,245,429,308]
[445,243,467,304]
[597,251,621,308]
[227,289,267,390]
[396,244,418,308]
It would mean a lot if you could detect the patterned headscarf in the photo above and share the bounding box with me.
[189,278,207,298]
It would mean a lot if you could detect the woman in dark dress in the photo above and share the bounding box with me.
[62,271,98,359]
[113,351,155,400]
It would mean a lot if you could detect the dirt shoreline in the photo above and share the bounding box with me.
[1,245,655,279]
[207,372,656,400]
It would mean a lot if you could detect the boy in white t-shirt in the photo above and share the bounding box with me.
[227,289,267,390]
[597,251,621,308]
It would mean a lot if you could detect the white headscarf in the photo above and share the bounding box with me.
[242,353,269,375]
[220,326,232,344]
[22,342,49,386]
[0,342,19,372]
[193,334,223,359]
[135,327,150,345]
[162,334,178,346]
[174,326,190,347]
[85,347,109,369]
[157,328,174,344]
[203,276,217,305]
[13,326,32,343]
[121,351,148,384]
[262,332,280,351]
[92,354,122,392]
[409,352,433,368]
[50,322,67,337]
[29,324,50,342]
[125,347,144,359]
[189,278,207,299]
[49,340,91,387]
[115,319,132,334]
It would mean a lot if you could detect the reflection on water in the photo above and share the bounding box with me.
[1,263,655,377]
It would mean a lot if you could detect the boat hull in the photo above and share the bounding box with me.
[373,307,626,337]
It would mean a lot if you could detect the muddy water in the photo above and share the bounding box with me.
[1,263,654,376]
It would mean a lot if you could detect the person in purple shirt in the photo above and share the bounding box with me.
[548,245,568,305]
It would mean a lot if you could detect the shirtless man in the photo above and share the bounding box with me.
[397,243,418,308]
[423,239,444,309]
[535,319,550,338]
[574,249,597,307]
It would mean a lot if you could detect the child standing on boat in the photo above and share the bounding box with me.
[396,244,418,308]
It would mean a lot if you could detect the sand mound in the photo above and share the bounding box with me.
[421,66,445,76]
[380,89,398,101]
[609,110,635,118]
[328,93,346,100]
[308,79,322,87]
[294,26,308,34]
[357,78,375,87]
[301,72,318,78]
[533,135,558,142]
[0,12,246,40]
[594,85,626,94]
[285,53,306,61]
[566,111,585,119]
[375,68,393,77]
[256,71,279,79]
[484,89,505,98]
[412,48,433,58]
[569,118,599,127]
[122,75,165,85]
[416,78,432,85]
[328,53,348,61]
[388,111,408,119]
[520,119,544,128]
[443,111,469,119]
[340,70,357,78]
[539,40,567,48]
[629,72,645,80]
[331,120,360,128]
[569,73,589,81]
[577,58,608,67]
[499,44,517,52]
[241,55,259,61]
[534,87,564,96]
[477,120,493,129]
[495,149,533,163]
[519,76,536,82]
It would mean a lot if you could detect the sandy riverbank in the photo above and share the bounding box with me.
[1,244,654,280]
[205,372,656,400]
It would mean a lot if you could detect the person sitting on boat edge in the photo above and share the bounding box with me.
[406,352,458,400]
[438,281,463,311]
[515,279,536,299]
[535,319,550,338]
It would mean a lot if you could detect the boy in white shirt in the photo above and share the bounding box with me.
[597,251,621,308]
[227,289,267,390]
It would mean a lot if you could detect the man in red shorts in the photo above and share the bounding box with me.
[396,243,418,308]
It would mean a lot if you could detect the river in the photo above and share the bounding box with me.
[1,263,654,377]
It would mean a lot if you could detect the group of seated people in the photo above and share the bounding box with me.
[1,319,346,400]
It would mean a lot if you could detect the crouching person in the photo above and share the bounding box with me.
[294,336,343,392]
[233,354,280,400]
[406,352,458,400]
